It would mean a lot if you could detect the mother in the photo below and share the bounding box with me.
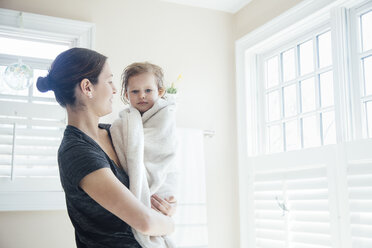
[37,48,175,247]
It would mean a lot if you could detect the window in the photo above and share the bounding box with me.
[236,0,372,247]
[261,29,336,153]
[0,8,94,210]
[350,3,372,138]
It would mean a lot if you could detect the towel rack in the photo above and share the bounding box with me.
[203,130,215,138]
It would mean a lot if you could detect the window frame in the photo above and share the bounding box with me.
[0,8,95,211]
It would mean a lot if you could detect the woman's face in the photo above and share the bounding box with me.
[91,61,116,116]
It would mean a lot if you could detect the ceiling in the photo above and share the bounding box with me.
[161,0,253,13]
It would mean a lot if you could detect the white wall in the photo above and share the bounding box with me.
[0,0,307,247]
[0,0,239,247]
[233,0,304,40]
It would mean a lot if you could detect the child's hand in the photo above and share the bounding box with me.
[151,194,177,217]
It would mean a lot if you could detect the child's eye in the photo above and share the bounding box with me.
[131,90,139,94]
[145,89,152,93]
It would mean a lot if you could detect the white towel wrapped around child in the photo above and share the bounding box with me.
[110,97,177,248]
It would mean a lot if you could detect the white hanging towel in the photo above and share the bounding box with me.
[110,97,177,248]
[170,128,209,247]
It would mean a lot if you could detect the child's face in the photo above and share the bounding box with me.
[125,72,164,114]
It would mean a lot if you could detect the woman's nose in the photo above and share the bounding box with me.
[112,84,117,94]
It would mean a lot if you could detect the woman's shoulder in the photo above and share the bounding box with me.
[59,124,109,157]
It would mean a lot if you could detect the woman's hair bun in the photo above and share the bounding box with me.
[36,76,51,93]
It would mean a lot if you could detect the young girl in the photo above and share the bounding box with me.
[110,62,177,248]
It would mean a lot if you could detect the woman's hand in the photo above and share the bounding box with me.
[151,194,177,217]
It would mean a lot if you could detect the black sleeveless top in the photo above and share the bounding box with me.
[58,124,141,248]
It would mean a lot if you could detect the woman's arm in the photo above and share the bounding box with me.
[79,167,174,236]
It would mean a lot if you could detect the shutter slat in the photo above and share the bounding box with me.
[255,167,326,182]
[290,222,330,234]
[0,101,65,120]
[349,200,372,212]
[291,233,332,246]
[0,177,62,191]
[291,212,330,223]
[0,167,59,177]
[256,238,286,248]
[0,136,61,146]
[290,200,329,211]
[347,163,372,174]
[0,126,62,137]
[350,213,372,225]
[349,187,372,199]
[351,225,372,239]
[256,229,286,241]
[288,190,328,200]
[287,179,328,190]
[255,210,287,220]
[352,237,372,248]
[0,117,65,127]
[256,219,286,230]
[0,147,58,156]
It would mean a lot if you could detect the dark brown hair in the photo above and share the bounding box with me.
[36,47,107,107]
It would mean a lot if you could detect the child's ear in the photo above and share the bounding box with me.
[158,87,165,97]
[124,91,130,103]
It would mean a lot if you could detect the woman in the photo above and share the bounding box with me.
[37,48,175,248]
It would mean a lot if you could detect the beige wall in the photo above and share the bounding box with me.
[0,0,238,248]
[233,0,304,40]
[0,0,306,247]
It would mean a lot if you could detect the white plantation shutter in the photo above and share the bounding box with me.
[0,100,66,210]
[0,101,65,178]
[245,140,372,248]
[345,140,372,248]
[253,166,332,248]
[247,145,346,248]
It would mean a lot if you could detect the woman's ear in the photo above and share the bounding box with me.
[158,87,166,97]
[79,78,93,98]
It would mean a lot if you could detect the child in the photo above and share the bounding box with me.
[110,62,177,248]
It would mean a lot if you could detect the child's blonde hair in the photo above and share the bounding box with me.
[121,62,165,104]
